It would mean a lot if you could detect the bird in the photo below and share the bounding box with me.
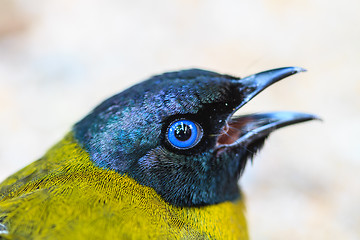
[0,67,318,239]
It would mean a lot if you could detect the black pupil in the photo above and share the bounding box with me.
[174,123,192,141]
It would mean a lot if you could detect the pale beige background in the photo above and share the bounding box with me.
[0,1,359,239]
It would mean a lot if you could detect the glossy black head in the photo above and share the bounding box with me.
[74,67,318,207]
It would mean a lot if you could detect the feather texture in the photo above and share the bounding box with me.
[0,133,248,239]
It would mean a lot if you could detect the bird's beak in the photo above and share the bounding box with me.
[216,67,320,149]
[235,67,306,110]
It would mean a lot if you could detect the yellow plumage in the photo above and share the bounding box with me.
[0,133,248,239]
[1,67,314,239]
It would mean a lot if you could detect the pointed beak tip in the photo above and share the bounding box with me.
[292,66,307,73]
[310,114,323,122]
[275,66,307,78]
[287,112,322,122]
[290,112,323,125]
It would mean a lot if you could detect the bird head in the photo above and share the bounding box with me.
[74,67,318,207]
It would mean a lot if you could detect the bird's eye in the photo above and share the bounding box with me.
[167,119,203,149]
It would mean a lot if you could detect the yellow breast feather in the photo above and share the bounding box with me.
[0,133,248,240]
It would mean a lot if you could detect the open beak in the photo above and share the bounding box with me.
[216,67,320,149]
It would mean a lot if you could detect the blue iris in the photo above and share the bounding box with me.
[167,119,203,149]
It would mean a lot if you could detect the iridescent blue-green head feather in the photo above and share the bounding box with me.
[74,67,318,207]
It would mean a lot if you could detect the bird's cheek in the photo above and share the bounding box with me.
[137,152,157,170]
[136,147,170,172]
[212,148,246,174]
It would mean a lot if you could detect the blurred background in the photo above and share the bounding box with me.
[0,0,359,239]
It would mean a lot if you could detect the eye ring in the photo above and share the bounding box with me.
[166,119,203,149]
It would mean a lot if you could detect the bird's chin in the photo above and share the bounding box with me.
[215,111,319,155]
